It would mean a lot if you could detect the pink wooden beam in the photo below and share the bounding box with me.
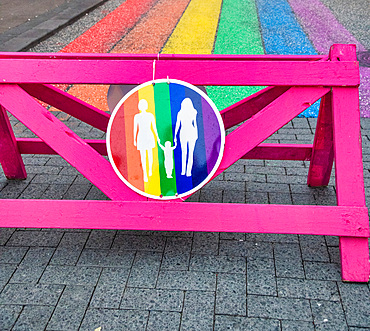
[0,199,368,237]
[16,138,312,161]
[221,86,290,129]
[331,44,370,282]
[0,52,326,61]
[307,92,334,186]
[242,144,312,161]
[0,105,27,179]
[0,84,145,201]
[20,84,110,132]
[0,59,359,86]
[215,86,330,176]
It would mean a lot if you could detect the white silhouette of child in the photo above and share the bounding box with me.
[158,141,177,178]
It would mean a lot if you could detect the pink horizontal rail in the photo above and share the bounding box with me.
[0,59,359,86]
[0,52,327,61]
[0,200,368,237]
[16,138,312,161]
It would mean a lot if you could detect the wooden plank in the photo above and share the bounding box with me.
[221,86,290,129]
[0,59,359,86]
[215,87,330,176]
[16,138,312,161]
[0,105,27,179]
[0,199,368,237]
[242,144,312,161]
[331,43,369,282]
[0,52,328,61]
[307,92,334,186]
[20,84,110,132]
[0,84,145,201]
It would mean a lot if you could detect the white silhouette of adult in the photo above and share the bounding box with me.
[174,98,198,177]
[133,99,159,182]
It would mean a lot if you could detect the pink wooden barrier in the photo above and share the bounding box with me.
[0,44,368,282]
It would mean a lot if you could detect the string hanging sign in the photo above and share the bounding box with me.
[107,79,225,200]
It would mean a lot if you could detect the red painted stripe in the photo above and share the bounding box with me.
[61,0,159,53]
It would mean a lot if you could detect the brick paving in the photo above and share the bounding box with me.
[1,0,370,330]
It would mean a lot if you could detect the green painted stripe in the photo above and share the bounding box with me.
[154,83,177,196]
[207,0,265,111]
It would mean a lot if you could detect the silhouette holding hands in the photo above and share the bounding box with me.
[133,99,160,182]
[158,140,177,178]
[174,98,198,177]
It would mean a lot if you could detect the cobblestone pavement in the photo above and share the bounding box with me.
[1,0,370,330]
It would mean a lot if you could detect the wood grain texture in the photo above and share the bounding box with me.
[0,199,368,237]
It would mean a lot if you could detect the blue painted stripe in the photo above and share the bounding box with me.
[255,0,320,117]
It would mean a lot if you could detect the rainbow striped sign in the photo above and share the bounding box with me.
[107,79,225,200]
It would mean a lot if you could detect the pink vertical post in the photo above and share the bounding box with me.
[0,104,27,179]
[331,44,370,282]
[307,92,334,186]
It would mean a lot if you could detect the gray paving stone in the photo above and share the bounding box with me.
[77,248,135,267]
[224,172,266,183]
[6,230,63,247]
[0,247,28,264]
[325,236,339,247]
[9,265,45,284]
[246,182,290,193]
[0,284,63,305]
[0,264,16,291]
[127,251,162,288]
[161,237,192,270]
[49,247,82,265]
[304,262,342,281]
[40,265,101,285]
[291,193,317,205]
[245,191,269,204]
[245,166,286,175]
[215,315,280,331]
[247,257,277,296]
[219,240,273,259]
[277,278,340,301]
[190,255,246,273]
[299,235,330,262]
[85,186,109,200]
[62,184,91,199]
[13,305,54,331]
[181,291,215,331]
[281,320,315,331]
[216,273,246,316]
[199,188,223,203]
[248,295,312,321]
[0,305,23,331]
[80,309,148,331]
[223,189,246,203]
[274,243,305,278]
[0,228,15,245]
[220,232,246,240]
[245,233,298,243]
[85,230,116,249]
[157,270,216,291]
[268,192,293,204]
[328,246,340,264]
[147,311,181,331]
[338,282,370,328]
[112,234,166,251]
[90,268,129,309]
[47,285,94,330]
[121,288,183,311]
[192,232,219,255]
[58,231,89,248]
[20,247,54,266]
[311,300,347,331]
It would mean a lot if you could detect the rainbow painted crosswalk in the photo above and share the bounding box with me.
[107,80,225,199]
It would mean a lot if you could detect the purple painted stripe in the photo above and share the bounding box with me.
[288,0,369,116]
[201,98,221,174]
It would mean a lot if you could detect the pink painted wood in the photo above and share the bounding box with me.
[331,44,369,282]
[0,84,145,201]
[20,84,110,132]
[0,200,368,237]
[0,58,359,86]
[0,45,368,282]
[16,138,312,161]
[0,105,27,179]
[307,92,334,186]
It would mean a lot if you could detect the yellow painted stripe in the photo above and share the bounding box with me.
[138,85,162,196]
[161,0,222,54]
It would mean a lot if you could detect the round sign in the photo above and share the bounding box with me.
[107,79,225,200]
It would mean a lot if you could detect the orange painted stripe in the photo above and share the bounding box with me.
[124,91,144,191]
